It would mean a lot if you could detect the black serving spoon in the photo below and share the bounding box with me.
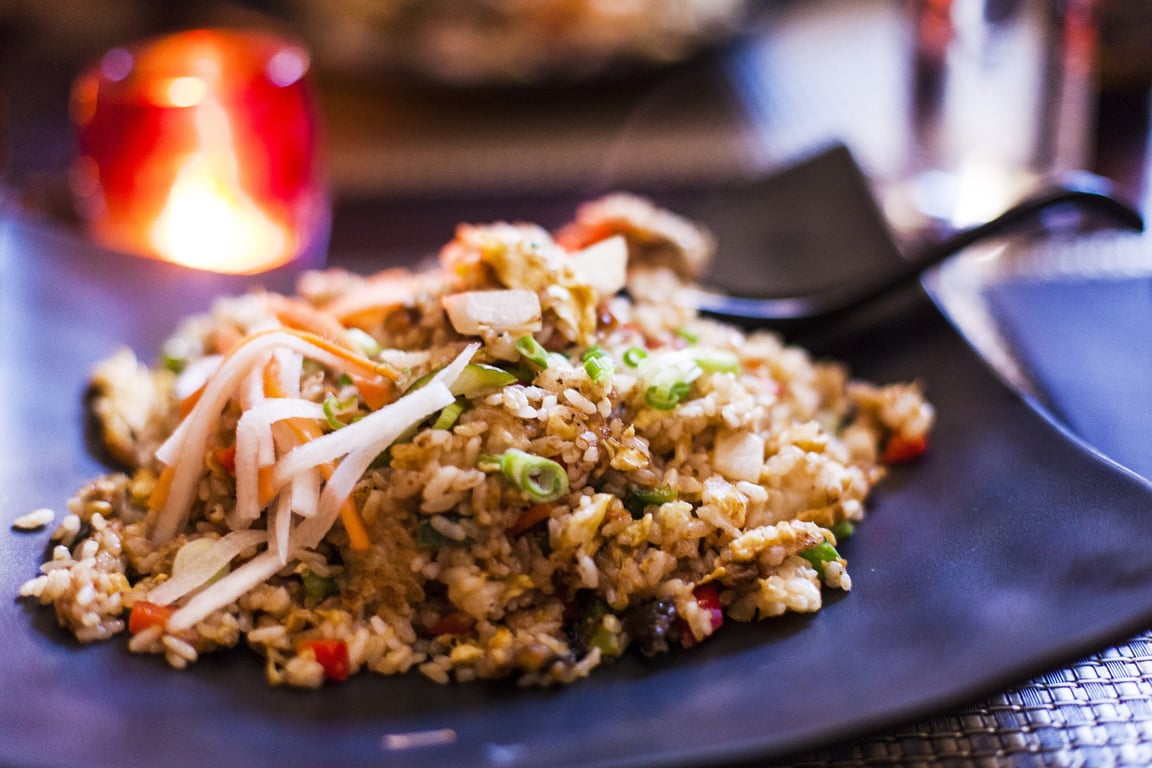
[670,144,1144,326]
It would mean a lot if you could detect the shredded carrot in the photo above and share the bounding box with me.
[148,466,175,512]
[261,360,372,552]
[257,465,278,507]
[267,294,357,351]
[352,374,396,411]
[337,496,371,552]
[180,383,205,419]
[240,327,398,382]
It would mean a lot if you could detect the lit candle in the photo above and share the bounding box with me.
[71,29,329,274]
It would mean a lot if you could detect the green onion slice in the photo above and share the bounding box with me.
[515,336,550,368]
[622,347,647,367]
[499,449,569,503]
[798,541,841,575]
[431,398,467,430]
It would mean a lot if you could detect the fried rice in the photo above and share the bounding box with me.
[17,194,933,687]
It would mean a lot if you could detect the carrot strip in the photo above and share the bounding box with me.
[266,294,357,351]
[352,374,396,411]
[148,465,175,512]
[244,327,398,382]
[337,496,371,552]
[262,360,372,552]
[179,384,205,419]
[257,465,278,507]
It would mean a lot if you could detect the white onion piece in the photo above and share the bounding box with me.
[294,441,377,552]
[147,529,268,606]
[443,290,542,335]
[167,550,285,631]
[569,235,628,296]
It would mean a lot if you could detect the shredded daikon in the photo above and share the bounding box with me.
[147,529,268,606]
[152,329,391,544]
[232,399,326,527]
[166,551,287,631]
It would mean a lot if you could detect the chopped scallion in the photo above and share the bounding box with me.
[583,348,615,384]
[626,485,678,519]
[830,521,855,541]
[431,398,466,431]
[515,336,550,368]
[301,569,339,601]
[798,541,841,576]
[451,363,517,397]
[322,394,360,430]
[645,381,691,411]
[346,328,382,358]
[622,347,647,367]
[695,350,740,374]
[499,449,569,503]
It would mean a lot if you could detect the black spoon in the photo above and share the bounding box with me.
[670,144,1145,326]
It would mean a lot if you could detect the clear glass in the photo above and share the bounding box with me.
[890,0,1097,232]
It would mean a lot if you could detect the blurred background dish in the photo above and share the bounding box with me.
[277,0,754,85]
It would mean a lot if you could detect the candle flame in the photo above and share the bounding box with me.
[148,100,292,273]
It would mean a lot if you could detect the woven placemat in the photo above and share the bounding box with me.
[778,631,1152,766]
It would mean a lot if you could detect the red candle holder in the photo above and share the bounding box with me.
[71,29,329,274]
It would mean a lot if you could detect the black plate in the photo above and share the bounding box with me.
[5,213,1152,768]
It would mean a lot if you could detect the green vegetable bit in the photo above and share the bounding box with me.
[346,328,382,358]
[694,350,740,374]
[582,346,615,383]
[431,398,467,430]
[301,570,340,601]
[499,448,569,503]
[515,336,550,368]
[451,363,517,397]
[160,337,194,374]
[830,521,855,541]
[625,485,678,519]
[322,394,360,430]
[622,347,648,367]
[645,381,692,411]
[798,541,841,576]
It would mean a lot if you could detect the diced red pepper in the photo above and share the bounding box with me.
[678,583,724,649]
[214,444,237,475]
[506,504,553,536]
[882,433,929,463]
[128,601,174,635]
[425,612,475,637]
[300,638,350,682]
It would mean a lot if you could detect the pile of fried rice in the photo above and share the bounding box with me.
[18,195,933,687]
